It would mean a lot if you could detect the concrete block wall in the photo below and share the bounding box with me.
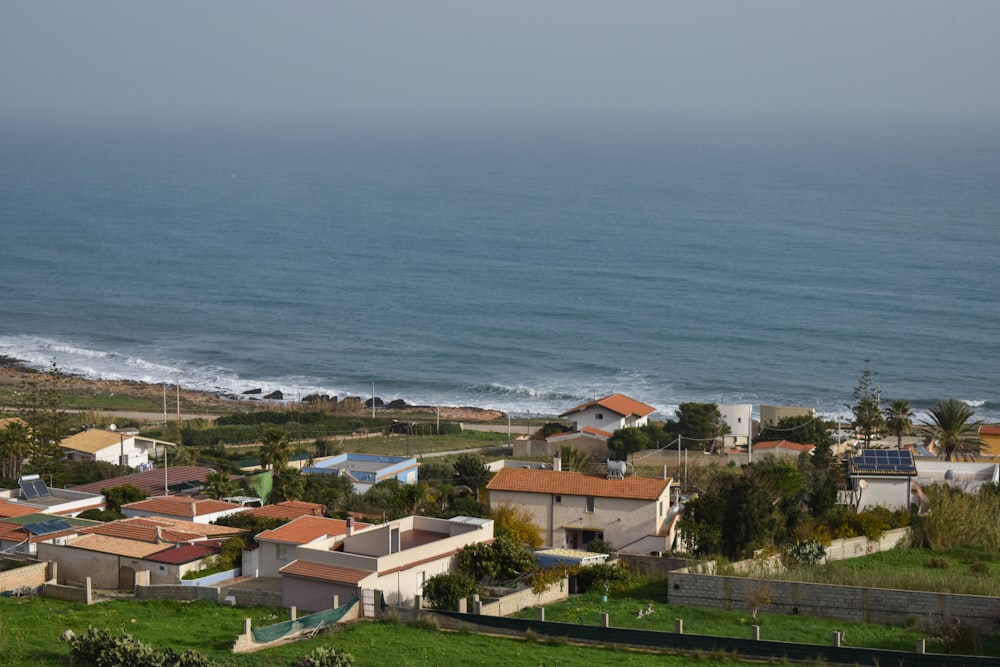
[666,572,1000,627]
[231,588,282,608]
[0,560,49,591]
[478,577,569,617]
[135,585,219,602]
[42,582,91,604]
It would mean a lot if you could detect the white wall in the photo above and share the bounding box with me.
[718,404,752,446]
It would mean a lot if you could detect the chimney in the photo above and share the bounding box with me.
[346,516,354,537]
[553,452,562,472]
[663,465,668,480]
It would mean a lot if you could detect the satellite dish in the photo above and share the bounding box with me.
[858,479,868,489]
[109,423,117,432]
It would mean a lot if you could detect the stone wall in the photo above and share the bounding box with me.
[42,581,92,604]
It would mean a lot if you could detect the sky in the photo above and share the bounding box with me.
[2,1,1000,127]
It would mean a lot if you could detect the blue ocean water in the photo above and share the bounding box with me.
[1,119,998,422]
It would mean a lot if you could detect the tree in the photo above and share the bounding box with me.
[259,427,291,473]
[558,445,592,472]
[422,572,477,610]
[456,534,536,586]
[849,362,883,447]
[755,415,834,450]
[491,503,543,549]
[0,420,32,481]
[271,468,306,502]
[102,484,147,513]
[883,399,915,448]
[674,403,730,448]
[607,427,650,461]
[453,454,492,500]
[15,361,70,482]
[920,398,983,462]
[203,469,238,500]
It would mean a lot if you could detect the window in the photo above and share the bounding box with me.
[554,495,561,503]
[586,496,595,513]
[595,413,604,420]
[659,501,663,516]
[276,544,288,561]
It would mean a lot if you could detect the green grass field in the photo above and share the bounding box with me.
[0,597,794,667]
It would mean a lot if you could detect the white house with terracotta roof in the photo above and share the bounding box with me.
[275,514,495,613]
[486,468,675,555]
[36,516,244,588]
[751,440,815,460]
[59,429,174,469]
[121,496,249,524]
[560,393,657,436]
[255,515,373,578]
[0,512,99,557]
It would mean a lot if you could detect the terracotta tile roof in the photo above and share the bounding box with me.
[68,534,173,558]
[145,542,221,564]
[486,469,671,501]
[244,501,325,521]
[979,425,1000,436]
[0,499,43,518]
[560,393,657,419]
[279,559,371,585]
[82,517,243,543]
[69,466,217,497]
[753,440,815,453]
[0,418,29,430]
[60,429,126,454]
[256,516,370,545]
[122,496,245,518]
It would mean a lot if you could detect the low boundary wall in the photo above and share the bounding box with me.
[479,578,569,616]
[0,560,50,592]
[432,611,995,667]
[135,585,220,602]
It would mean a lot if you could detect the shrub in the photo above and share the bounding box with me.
[782,540,826,567]
[291,647,355,667]
[422,572,478,610]
[69,626,218,667]
[925,557,951,569]
[575,561,630,593]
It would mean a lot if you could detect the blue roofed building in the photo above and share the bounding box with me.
[302,454,418,493]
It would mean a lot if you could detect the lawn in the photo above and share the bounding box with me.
[760,547,1000,597]
[510,579,1000,655]
[0,597,797,667]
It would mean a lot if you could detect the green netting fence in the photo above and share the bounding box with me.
[251,597,358,644]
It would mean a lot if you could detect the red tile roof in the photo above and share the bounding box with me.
[279,559,371,585]
[256,516,370,546]
[81,517,243,543]
[753,440,815,453]
[145,542,220,564]
[244,501,325,521]
[122,496,244,518]
[486,468,670,501]
[979,425,1000,436]
[69,466,217,496]
[0,499,43,518]
[67,534,172,558]
[560,393,656,419]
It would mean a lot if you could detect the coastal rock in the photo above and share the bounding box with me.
[387,399,408,409]
[365,397,384,409]
[263,390,284,400]
[242,388,262,395]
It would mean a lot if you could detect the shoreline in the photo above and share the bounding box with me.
[0,355,507,421]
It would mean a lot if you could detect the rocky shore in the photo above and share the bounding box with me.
[0,356,504,421]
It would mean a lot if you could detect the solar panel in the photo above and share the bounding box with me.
[19,478,51,499]
[23,519,71,535]
[850,449,917,475]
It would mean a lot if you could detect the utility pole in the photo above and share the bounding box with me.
[371,382,375,419]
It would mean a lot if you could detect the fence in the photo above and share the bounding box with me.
[432,611,997,667]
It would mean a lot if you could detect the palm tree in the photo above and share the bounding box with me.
[883,399,915,448]
[259,427,291,473]
[920,398,983,461]
[204,469,238,500]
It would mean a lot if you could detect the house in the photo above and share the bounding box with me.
[37,516,244,588]
[560,393,657,435]
[255,515,373,578]
[121,496,249,524]
[717,404,753,448]
[978,425,1000,457]
[140,540,227,585]
[276,514,495,612]
[486,467,675,554]
[59,429,175,469]
[0,475,105,517]
[839,449,917,512]
[752,440,815,460]
[241,500,325,522]
[0,512,100,557]
[759,404,815,428]
[301,453,418,493]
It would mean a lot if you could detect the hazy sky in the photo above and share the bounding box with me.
[3,1,999,126]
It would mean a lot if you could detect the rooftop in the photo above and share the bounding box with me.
[487,468,671,501]
[256,515,370,546]
[560,393,656,419]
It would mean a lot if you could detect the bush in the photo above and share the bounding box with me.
[69,626,218,667]
[422,572,478,610]
[926,557,951,569]
[575,561,630,593]
[291,647,355,667]
[782,540,826,567]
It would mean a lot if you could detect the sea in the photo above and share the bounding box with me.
[1,117,998,423]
